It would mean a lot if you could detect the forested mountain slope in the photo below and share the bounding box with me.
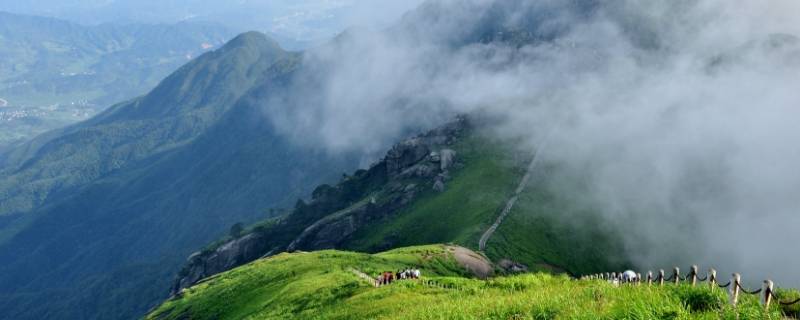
[0,32,359,320]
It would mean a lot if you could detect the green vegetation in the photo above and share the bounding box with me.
[0,31,357,320]
[0,11,234,147]
[486,163,630,275]
[345,135,523,252]
[148,244,784,320]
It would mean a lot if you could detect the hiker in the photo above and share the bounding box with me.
[622,270,637,283]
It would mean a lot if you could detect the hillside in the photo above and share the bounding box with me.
[0,11,234,147]
[170,116,629,298]
[0,32,360,320]
[149,244,789,319]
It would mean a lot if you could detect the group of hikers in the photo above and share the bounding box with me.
[375,268,421,286]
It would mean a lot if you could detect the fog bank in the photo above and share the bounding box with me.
[265,0,800,285]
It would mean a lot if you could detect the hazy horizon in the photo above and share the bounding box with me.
[0,0,425,49]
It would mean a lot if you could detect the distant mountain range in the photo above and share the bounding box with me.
[0,11,234,148]
[0,1,426,49]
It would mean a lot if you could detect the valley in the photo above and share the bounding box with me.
[0,11,235,148]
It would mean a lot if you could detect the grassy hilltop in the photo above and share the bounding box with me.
[148,244,791,320]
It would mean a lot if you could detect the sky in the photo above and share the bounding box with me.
[0,0,426,48]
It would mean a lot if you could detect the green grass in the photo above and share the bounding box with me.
[485,162,630,275]
[147,244,785,320]
[344,135,523,252]
[148,245,467,320]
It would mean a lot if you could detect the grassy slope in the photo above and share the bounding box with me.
[485,163,630,275]
[344,134,524,252]
[344,132,627,276]
[148,245,784,320]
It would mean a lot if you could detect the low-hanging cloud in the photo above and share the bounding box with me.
[265,0,800,285]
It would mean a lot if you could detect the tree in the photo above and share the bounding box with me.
[229,222,244,238]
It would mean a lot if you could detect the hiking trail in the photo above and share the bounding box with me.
[478,138,550,252]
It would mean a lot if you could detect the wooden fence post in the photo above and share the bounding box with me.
[690,265,698,286]
[659,269,665,286]
[764,280,774,311]
[647,271,653,286]
[673,267,680,285]
[731,273,741,307]
[709,269,717,289]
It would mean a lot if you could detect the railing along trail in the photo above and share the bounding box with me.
[580,265,800,312]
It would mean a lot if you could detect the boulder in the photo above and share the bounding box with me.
[439,149,457,171]
[385,138,430,176]
[433,180,446,192]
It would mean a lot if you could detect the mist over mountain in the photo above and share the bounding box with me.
[1,0,799,319]
[262,0,800,286]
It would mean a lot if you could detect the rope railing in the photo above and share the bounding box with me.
[421,279,463,291]
[580,265,800,313]
[737,282,763,295]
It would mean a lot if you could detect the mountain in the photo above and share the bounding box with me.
[0,32,360,320]
[0,11,234,148]
[169,114,628,297]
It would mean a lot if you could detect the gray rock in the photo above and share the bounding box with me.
[385,138,430,177]
[433,180,446,192]
[171,232,270,295]
[439,149,457,171]
[498,259,529,273]
[429,151,441,163]
[398,163,435,179]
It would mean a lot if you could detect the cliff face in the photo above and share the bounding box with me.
[171,117,468,295]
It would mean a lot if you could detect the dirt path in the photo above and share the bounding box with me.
[450,246,493,279]
[478,139,550,252]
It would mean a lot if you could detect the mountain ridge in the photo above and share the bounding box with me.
[0,30,361,320]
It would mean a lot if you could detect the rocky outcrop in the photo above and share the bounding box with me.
[498,259,529,273]
[170,116,469,295]
[172,233,271,295]
[286,181,420,251]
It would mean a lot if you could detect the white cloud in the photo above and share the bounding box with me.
[265,0,800,285]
